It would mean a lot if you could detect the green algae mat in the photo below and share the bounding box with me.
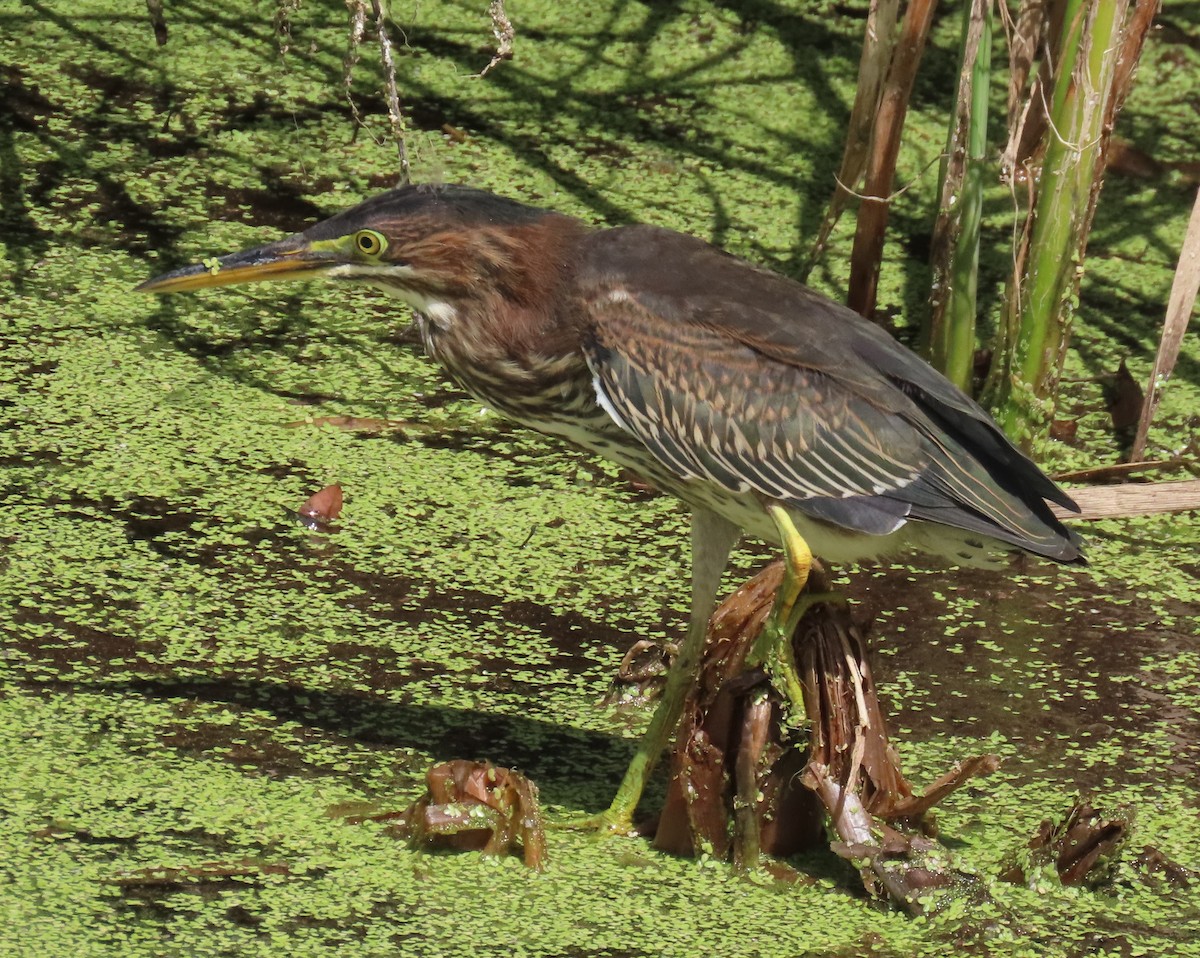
[2,1,1199,955]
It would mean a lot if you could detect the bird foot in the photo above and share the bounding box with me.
[783,589,847,632]
[553,807,640,838]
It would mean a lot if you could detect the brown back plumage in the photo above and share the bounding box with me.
[574,225,1082,563]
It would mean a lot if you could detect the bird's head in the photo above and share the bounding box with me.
[136,184,580,329]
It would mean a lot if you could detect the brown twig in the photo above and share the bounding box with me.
[846,0,937,318]
[371,0,410,184]
[1130,185,1200,461]
[1052,458,1188,484]
[806,0,900,275]
[145,0,168,46]
[343,0,369,134]
[885,755,1002,822]
[479,0,515,76]
[275,0,303,55]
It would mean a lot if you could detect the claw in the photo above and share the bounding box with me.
[553,808,639,838]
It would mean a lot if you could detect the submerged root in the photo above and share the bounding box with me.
[650,561,997,911]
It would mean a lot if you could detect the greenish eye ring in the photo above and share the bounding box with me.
[354,229,386,256]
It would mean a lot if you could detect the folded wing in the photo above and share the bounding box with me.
[577,226,1082,562]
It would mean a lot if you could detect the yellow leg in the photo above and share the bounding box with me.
[563,508,740,836]
[582,613,709,834]
[569,507,839,834]
[747,506,841,726]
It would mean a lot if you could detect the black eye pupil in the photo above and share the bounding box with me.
[359,233,377,253]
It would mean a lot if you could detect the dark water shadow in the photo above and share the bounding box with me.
[26,673,634,813]
[841,558,1200,790]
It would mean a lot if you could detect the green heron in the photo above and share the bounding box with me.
[137,184,1082,833]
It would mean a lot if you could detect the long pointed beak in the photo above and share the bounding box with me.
[134,237,341,294]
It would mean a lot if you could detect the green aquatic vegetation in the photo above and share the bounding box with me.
[1,0,1198,955]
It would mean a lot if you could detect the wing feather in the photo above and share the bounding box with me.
[575,225,1082,561]
[582,292,923,532]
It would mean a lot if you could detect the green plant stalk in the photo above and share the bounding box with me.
[926,0,992,392]
[991,0,1127,443]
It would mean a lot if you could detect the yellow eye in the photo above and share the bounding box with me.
[354,229,386,256]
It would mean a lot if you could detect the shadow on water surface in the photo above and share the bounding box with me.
[843,559,1200,788]
[12,471,1199,812]
[34,673,634,814]
[16,542,1199,811]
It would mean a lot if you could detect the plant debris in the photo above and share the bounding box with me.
[1106,359,1145,454]
[650,562,995,912]
[356,760,546,870]
[1133,845,1196,890]
[1000,800,1133,888]
[603,638,675,707]
[297,484,343,530]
